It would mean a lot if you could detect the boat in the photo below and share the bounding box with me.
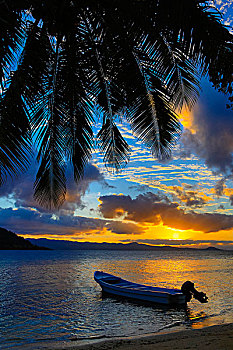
[94,271,186,305]
[94,271,208,306]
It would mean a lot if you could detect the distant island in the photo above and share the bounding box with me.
[0,227,50,250]
[0,227,228,251]
[27,237,223,251]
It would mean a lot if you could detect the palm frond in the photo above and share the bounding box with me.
[208,41,233,95]
[0,19,52,186]
[0,51,34,184]
[80,10,113,119]
[80,10,131,171]
[0,0,232,208]
[33,93,67,209]
[0,3,25,89]
[127,89,180,160]
[126,22,200,113]
[32,34,67,209]
[97,119,130,171]
[163,46,200,111]
[91,18,180,159]
[60,31,94,181]
[155,0,232,73]
[33,148,66,209]
[0,121,31,186]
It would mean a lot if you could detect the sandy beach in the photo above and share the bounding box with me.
[21,323,233,350]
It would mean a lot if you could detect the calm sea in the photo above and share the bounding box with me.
[0,249,232,349]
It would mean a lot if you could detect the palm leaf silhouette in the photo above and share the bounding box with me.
[0,0,232,207]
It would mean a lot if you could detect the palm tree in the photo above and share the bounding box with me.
[0,0,232,208]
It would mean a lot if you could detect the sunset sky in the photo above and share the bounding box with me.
[0,1,233,250]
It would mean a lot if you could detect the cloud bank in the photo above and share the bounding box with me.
[180,80,233,174]
[99,192,233,233]
[0,163,109,213]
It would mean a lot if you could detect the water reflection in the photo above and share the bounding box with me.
[0,250,232,348]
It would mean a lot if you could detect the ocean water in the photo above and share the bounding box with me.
[0,249,232,349]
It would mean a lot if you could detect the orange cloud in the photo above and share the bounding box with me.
[99,193,233,233]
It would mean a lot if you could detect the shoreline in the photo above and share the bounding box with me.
[18,322,233,350]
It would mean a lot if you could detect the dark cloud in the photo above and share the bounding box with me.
[179,129,201,159]
[185,197,206,207]
[0,207,107,236]
[0,163,109,214]
[0,206,145,237]
[0,162,37,204]
[162,210,233,233]
[59,163,110,214]
[180,79,233,174]
[106,221,145,235]
[214,174,233,197]
[99,192,233,233]
[99,192,171,224]
[215,178,226,196]
[171,186,207,208]
[230,195,233,206]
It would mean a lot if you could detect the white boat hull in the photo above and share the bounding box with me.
[94,271,186,305]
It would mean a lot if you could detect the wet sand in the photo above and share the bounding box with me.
[25,323,233,350]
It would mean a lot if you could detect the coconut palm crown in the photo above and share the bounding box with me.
[0,0,232,208]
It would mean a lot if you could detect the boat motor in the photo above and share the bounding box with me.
[181,281,208,303]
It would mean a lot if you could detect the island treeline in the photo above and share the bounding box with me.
[0,227,50,250]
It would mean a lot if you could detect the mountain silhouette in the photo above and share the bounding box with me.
[27,238,223,251]
[0,227,50,250]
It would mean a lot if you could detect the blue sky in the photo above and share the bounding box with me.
[0,1,233,249]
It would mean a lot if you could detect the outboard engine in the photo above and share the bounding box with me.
[181,281,208,303]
